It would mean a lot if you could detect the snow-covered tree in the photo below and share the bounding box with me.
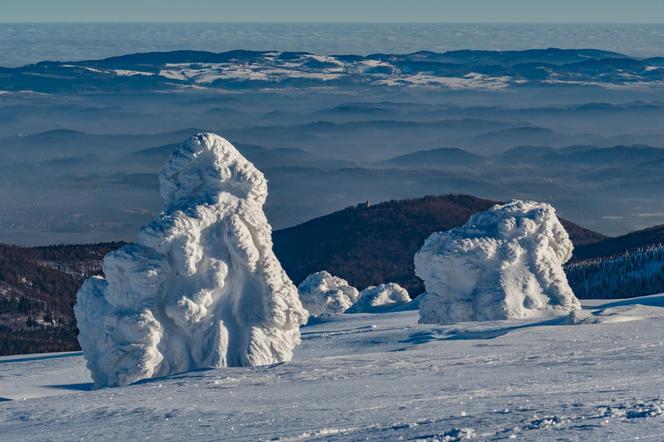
[415,200,580,324]
[347,283,411,313]
[75,133,309,387]
[297,271,359,316]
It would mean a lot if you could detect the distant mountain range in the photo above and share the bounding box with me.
[3,48,664,92]
[376,144,664,169]
[378,148,484,168]
[1,119,662,244]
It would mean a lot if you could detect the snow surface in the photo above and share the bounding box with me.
[74,52,521,90]
[347,283,411,313]
[415,200,581,324]
[2,296,664,440]
[74,133,308,388]
[297,271,359,316]
[376,72,512,90]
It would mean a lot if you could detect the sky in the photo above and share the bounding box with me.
[2,0,664,23]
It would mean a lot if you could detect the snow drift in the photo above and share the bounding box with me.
[415,200,580,324]
[75,133,309,388]
[297,271,359,316]
[347,283,411,313]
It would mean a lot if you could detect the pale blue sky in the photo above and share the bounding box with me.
[2,0,664,23]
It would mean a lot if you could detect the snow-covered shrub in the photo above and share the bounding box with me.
[415,200,580,324]
[75,133,309,387]
[297,271,359,316]
[347,283,411,313]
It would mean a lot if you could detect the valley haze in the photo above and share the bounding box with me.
[2,46,664,245]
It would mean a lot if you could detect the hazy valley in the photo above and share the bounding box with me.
[2,49,664,246]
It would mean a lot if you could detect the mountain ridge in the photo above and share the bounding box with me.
[2,48,663,93]
[573,224,664,261]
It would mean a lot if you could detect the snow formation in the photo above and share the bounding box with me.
[297,271,359,316]
[6,296,664,440]
[415,200,580,324]
[347,283,411,313]
[75,133,309,388]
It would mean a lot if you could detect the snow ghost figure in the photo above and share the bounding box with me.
[75,133,309,387]
[414,200,580,324]
[297,271,359,316]
[347,283,411,313]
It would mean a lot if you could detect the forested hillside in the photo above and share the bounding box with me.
[0,242,122,355]
[567,245,664,299]
[273,195,605,293]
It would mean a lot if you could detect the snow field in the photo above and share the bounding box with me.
[2,296,664,440]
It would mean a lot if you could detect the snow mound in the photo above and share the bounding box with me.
[415,200,580,324]
[75,133,309,387]
[297,271,359,316]
[347,283,411,313]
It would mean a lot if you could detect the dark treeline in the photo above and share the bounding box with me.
[0,326,79,356]
[0,242,121,356]
[566,244,664,299]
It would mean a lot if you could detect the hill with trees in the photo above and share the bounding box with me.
[273,194,606,294]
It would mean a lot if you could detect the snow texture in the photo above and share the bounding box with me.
[74,133,308,388]
[347,283,411,313]
[4,295,664,441]
[297,271,359,316]
[415,200,580,324]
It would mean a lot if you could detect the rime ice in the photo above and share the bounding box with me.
[75,133,309,387]
[347,283,411,313]
[297,271,359,316]
[415,200,580,324]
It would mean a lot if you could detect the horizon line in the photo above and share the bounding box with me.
[2,21,664,25]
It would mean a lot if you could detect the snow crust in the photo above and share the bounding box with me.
[4,296,664,441]
[347,283,411,313]
[297,271,359,316]
[74,133,308,387]
[415,200,580,324]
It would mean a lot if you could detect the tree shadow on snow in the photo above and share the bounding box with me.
[0,352,82,365]
[399,315,570,346]
[594,294,664,309]
[45,382,93,391]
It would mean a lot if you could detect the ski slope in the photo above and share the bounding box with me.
[2,296,664,441]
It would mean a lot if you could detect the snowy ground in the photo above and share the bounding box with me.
[2,296,664,441]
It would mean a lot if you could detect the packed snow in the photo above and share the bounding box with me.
[74,133,308,388]
[347,283,411,313]
[3,296,664,440]
[297,271,359,316]
[415,200,581,324]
